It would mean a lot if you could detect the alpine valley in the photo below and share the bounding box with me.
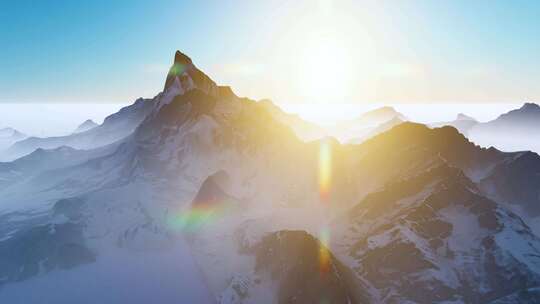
[2,51,540,304]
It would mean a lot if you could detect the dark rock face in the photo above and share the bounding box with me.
[0,222,95,286]
[191,171,232,208]
[489,287,540,303]
[53,197,86,220]
[341,164,540,303]
[252,230,365,304]
[163,50,218,95]
[480,151,540,216]
[174,50,193,65]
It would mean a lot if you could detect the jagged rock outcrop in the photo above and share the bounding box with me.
[251,230,366,304]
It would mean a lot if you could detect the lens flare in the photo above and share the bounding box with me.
[169,63,186,77]
[319,227,331,274]
[168,199,233,232]
[318,140,332,201]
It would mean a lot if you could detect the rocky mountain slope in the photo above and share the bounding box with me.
[333,164,540,303]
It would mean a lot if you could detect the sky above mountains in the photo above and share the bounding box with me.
[1,0,540,104]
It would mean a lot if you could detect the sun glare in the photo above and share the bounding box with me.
[297,37,353,102]
[318,139,332,201]
[319,226,331,274]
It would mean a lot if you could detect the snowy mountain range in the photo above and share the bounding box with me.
[1,51,540,303]
[468,103,540,152]
[429,103,540,154]
[0,98,155,161]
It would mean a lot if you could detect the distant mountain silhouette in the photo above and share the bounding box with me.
[330,106,407,142]
[0,127,26,151]
[468,102,540,152]
[349,116,405,144]
[73,119,98,134]
[0,98,154,161]
[355,106,406,124]
[430,113,478,135]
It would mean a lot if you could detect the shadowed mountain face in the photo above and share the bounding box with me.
[479,151,540,217]
[468,103,540,153]
[0,221,95,286]
[2,50,540,303]
[251,230,365,304]
[191,171,233,208]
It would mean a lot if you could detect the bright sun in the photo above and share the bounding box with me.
[273,1,376,106]
[295,36,354,103]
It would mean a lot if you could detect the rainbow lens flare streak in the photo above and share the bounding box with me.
[318,140,332,201]
[170,63,186,76]
[168,199,232,232]
[319,227,331,275]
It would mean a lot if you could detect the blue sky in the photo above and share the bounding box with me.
[1,0,540,103]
